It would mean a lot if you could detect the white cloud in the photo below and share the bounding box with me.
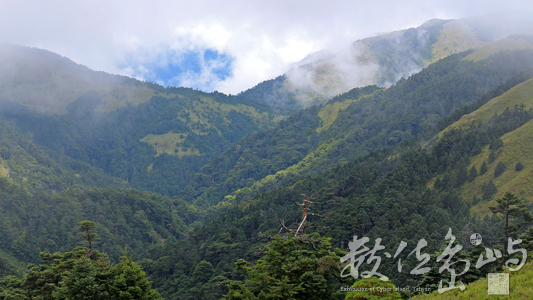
[1,0,532,94]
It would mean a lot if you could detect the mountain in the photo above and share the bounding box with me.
[182,44,533,207]
[0,44,279,196]
[0,117,128,193]
[0,44,152,115]
[1,24,533,300]
[125,41,533,298]
[240,13,533,115]
[429,75,533,217]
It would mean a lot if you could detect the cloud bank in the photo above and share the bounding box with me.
[1,0,532,94]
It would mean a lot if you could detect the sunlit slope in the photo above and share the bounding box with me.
[462,118,533,217]
[439,77,533,136]
[463,36,533,62]
[414,262,533,299]
[427,76,533,217]
[428,18,487,63]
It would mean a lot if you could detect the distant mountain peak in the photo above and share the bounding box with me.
[241,13,533,115]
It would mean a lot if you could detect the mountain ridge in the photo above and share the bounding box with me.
[240,13,533,115]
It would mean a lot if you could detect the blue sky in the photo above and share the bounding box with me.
[122,47,234,92]
[1,0,532,94]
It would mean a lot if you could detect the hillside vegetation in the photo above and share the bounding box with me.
[428,75,533,217]
[133,48,533,299]
[184,49,533,207]
[0,47,279,196]
[0,44,155,115]
[0,118,128,193]
[414,261,533,299]
[2,32,533,300]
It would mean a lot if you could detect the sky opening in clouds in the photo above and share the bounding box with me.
[0,0,532,94]
[121,47,234,91]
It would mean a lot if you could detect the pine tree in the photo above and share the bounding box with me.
[494,161,506,177]
[515,161,524,172]
[226,233,346,300]
[489,192,533,249]
[468,165,478,182]
[472,195,480,206]
[0,222,162,300]
[489,137,503,151]
[482,180,498,201]
[480,161,488,175]
[488,151,497,164]
[77,220,97,253]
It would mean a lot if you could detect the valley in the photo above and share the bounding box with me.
[1,15,533,300]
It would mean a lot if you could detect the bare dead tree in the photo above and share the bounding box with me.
[256,194,333,253]
[279,194,331,237]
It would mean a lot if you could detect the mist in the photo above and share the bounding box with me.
[2,0,533,96]
[278,11,533,109]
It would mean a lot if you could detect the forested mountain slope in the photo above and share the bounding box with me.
[142,77,533,298]
[1,28,533,300]
[0,45,279,196]
[0,118,128,192]
[183,47,533,207]
[0,176,201,274]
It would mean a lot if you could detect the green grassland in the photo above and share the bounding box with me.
[429,19,487,64]
[176,95,278,135]
[438,78,533,137]
[138,94,278,159]
[414,261,533,299]
[140,132,200,158]
[317,98,359,132]
[463,37,533,62]
[463,118,533,216]
[427,78,533,217]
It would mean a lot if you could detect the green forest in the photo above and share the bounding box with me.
[1,36,533,300]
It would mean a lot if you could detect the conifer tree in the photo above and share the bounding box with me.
[482,180,498,201]
[494,161,506,177]
[468,165,478,182]
[488,151,497,164]
[489,192,533,249]
[480,161,488,175]
[77,220,97,253]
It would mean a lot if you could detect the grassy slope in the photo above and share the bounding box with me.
[210,90,375,209]
[426,77,533,217]
[463,37,533,62]
[437,77,533,138]
[464,118,533,216]
[428,78,533,216]
[429,19,487,63]
[0,45,279,163]
[138,94,278,159]
[414,261,533,299]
